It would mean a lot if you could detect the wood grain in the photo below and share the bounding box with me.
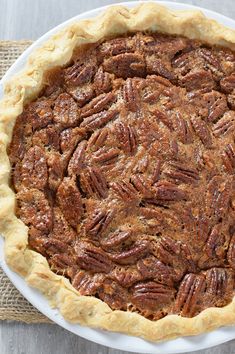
[0,0,235,353]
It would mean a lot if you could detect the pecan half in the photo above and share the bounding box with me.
[227,237,235,269]
[94,67,112,95]
[142,89,161,104]
[80,109,119,131]
[28,100,53,131]
[153,181,187,202]
[132,281,175,309]
[75,241,113,273]
[81,92,115,118]
[43,238,73,256]
[172,51,191,74]
[205,176,232,221]
[93,147,119,165]
[108,240,149,265]
[174,114,193,144]
[84,209,114,238]
[32,126,60,151]
[193,214,210,244]
[220,73,235,93]
[115,122,137,154]
[99,37,134,57]
[204,268,234,307]
[112,267,142,287]
[67,140,87,177]
[198,48,221,71]
[47,152,64,191]
[130,174,151,197]
[162,86,181,109]
[56,177,83,228]
[17,189,52,233]
[87,128,109,150]
[137,256,174,286]
[174,273,206,317]
[80,167,108,199]
[53,93,79,127]
[164,163,200,185]
[147,74,173,86]
[72,271,105,295]
[222,143,235,173]
[143,35,188,58]
[204,91,228,122]
[8,113,28,162]
[191,115,212,147]
[205,268,229,297]
[21,146,48,190]
[213,111,235,137]
[156,236,196,275]
[122,78,139,112]
[111,180,139,202]
[146,57,175,81]
[67,84,95,107]
[151,160,161,183]
[60,127,85,154]
[198,224,226,268]
[100,230,131,250]
[153,109,174,131]
[103,53,146,79]
[181,69,216,91]
[64,60,96,86]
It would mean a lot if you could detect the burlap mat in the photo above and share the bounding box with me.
[0,40,51,323]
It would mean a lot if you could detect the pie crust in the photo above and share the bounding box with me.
[1,2,235,342]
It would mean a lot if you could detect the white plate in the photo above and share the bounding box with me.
[1,2,235,353]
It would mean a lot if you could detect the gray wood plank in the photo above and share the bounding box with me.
[0,0,235,40]
[0,0,137,40]
[1,0,235,353]
[1,321,235,354]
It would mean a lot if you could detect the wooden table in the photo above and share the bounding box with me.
[1,0,235,353]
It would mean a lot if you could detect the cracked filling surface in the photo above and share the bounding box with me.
[8,32,235,320]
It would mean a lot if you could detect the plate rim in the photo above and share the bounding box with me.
[1,1,235,352]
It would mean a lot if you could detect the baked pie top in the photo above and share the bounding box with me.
[8,30,235,321]
[1,3,235,341]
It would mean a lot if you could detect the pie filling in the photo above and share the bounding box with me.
[8,32,235,320]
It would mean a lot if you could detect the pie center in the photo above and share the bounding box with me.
[8,32,235,320]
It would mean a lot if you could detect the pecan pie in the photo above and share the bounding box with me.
[1,3,235,342]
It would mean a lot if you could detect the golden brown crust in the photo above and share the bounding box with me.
[1,2,235,342]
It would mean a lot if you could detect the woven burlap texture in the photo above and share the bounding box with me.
[0,40,51,323]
